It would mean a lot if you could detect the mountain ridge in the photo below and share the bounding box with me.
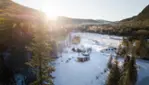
[120,4,149,22]
[55,16,113,25]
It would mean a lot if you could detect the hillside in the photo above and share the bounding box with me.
[0,0,46,47]
[55,16,113,25]
[0,1,50,84]
[120,4,149,22]
[119,4,149,28]
[135,4,149,21]
[93,4,149,36]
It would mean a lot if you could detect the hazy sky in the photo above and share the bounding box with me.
[13,0,149,21]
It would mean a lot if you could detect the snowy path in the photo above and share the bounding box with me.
[53,32,149,85]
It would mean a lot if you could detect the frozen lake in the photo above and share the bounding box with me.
[53,32,149,85]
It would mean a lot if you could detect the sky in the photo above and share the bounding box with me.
[13,0,149,21]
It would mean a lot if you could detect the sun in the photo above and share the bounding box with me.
[42,6,60,20]
[44,11,58,20]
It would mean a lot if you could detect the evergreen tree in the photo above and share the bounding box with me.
[119,56,137,85]
[119,37,129,57]
[107,55,113,69]
[26,24,55,85]
[123,55,130,70]
[129,57,137,85]
[106,60,120,85]
[138,37,148,57]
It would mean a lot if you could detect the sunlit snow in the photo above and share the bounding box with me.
[53,32,149,85]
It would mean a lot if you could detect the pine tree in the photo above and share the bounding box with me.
[129,56,137,85]
[106,60,120,85]
[123,55,130,70]
[119,56,137,85]
[107,55,113,69]
[26,24,55,85]
[119,37,129,57]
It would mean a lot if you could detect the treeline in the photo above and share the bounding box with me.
[106,55,137,85]
[80,20,149,37]
[0,1,57,84]
[106,35,139,85]
[0,17,57,84]
[117,36,149,59]
[26,22,55,85]
[0,4,56,85]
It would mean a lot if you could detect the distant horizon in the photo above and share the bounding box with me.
[12,0,149,21]
[54,16,113,21]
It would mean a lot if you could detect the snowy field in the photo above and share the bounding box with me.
[53,32,149,85]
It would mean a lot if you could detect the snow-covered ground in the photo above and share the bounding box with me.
[53,32,149,85]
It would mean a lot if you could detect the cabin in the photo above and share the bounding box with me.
[77,56,90,62]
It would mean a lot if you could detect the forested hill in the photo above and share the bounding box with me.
[0,0,45,18]
[135,4,149,21]
[121,5,149,22]
[119,4,149,28]
[55,16,113,25]
[0,1,52,84]
[82,4,149,36]
[0,0,47,51]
